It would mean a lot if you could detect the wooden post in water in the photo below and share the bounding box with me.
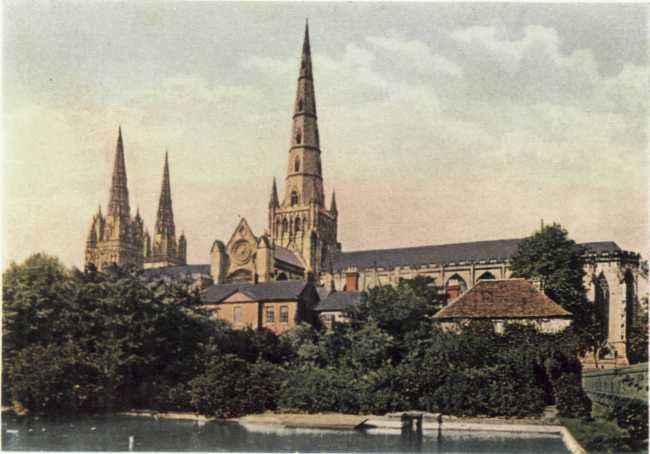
[128,435,134,451]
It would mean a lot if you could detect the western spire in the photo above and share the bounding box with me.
[107,126,130,218]
[269,177,279,208]
[155,151,175,237]
[330,190,337,216]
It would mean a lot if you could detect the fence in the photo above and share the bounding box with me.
[582,363,648,406]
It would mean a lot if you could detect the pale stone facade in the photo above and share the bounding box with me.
[85,130,187,271]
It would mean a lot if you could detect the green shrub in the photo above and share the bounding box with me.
[6,343,105,414]
[553,373,592,418]
[191,354,279,418]
[278,366,361,413]
[560,416,632,453]
[607,398,648,448]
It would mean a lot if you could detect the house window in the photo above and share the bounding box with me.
[233,306,242,324]
[280,306,289,323]
[266,307,275,323]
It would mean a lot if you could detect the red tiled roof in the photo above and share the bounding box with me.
[433,279,572,320]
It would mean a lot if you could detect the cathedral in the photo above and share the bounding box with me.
[85,23,642,363]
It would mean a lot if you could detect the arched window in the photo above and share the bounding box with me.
[281,218,288,235]
[298,98,304,111]
[316,160,321,175]
[624,271,636,349]
[302,217,308,232]
[295,129,302,144]
[276,219,281,235]
[446,274,468,302]
[294,157,300,172]
[595,273,610,341]
[477,271,496,282]
[294,217,301,233]
[291,191,299,206]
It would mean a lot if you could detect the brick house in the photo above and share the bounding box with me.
[200,280,320,334]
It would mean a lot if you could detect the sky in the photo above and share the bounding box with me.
[2,2,648,269]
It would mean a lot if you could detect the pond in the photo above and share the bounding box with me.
[2,414,570,453]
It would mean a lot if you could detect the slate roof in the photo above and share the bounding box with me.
[275,246,305,269]
[316,286,332,301]
[331,239,623,271]
[143,264,211,279]
[201,280,310,304]
[315,291,363,312]
[433,279,572,320]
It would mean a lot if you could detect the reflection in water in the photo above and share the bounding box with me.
[2,414,570,453]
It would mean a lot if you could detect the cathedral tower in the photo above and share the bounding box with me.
[85,128,144,270]
[269,22,340,278]
[144,152,187,268]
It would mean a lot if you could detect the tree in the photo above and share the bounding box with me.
[510,223,600,358]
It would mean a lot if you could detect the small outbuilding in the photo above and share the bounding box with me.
[314,291,363,328]
[432,278,572,333]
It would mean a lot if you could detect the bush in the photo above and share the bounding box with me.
[6,343,104,414]
[560,416,632,453]
[607,398,648,448]
[278,366,361,414]
[553,373,592,418]
[191,354,279,418]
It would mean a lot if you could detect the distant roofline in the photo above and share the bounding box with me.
[338,237,525,256]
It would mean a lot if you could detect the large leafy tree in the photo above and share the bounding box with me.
[510,223,603,359]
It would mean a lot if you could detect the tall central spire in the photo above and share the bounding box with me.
[155,151,175,237]
[282,20,324,208]
[107,127,131,218]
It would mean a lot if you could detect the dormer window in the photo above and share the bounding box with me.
[294,157,300,172]
[295,129,302,144]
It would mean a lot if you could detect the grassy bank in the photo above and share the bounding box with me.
[559,416,646,453]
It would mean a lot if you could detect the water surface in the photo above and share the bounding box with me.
[2,414,570,453]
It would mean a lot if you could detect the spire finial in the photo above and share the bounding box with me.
[330,189,338,215]
[107,125,130,218]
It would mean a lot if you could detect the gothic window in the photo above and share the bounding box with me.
[298,98,304,111]
[477,271,496,281]
[316,160,321,175]
[445,274,468,302]
[624,271,635,349]
[294,217,301,234]
[291,191,299,206]
[302,217,308,232]
[595,273,610,341]
[295,129,302,144]
[276,219,281,235]
[281,218,288,235]
[294,157,300,172]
